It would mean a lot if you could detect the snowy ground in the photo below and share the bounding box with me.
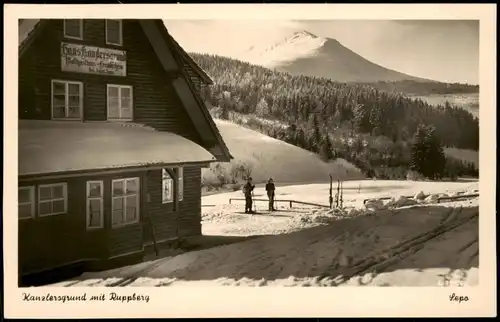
[202,179,478,236]
[410,93,479,118]
[48,180,479,287]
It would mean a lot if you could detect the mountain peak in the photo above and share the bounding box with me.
[240,31,431,83]
[293,30,318,38]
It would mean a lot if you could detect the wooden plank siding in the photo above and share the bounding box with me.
[19,165,203,275]
[18,19,209,274]
[19,171,145,275]
[143,166,202,246]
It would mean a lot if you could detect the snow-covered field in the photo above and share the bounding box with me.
[411,93,479,118]
[444,147,479,167]
[48,180,479,287]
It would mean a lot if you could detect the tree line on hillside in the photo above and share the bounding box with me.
[192,53,479,180]
[361,80,479,96]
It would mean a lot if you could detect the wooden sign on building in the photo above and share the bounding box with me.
[61,42,127,76]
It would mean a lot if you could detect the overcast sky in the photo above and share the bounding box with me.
[164,19,479,84]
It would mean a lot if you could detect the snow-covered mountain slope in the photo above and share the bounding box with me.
[240,30,434,83]
[239,30,327,67]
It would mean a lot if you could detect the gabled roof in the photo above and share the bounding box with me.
[18,19,232,162]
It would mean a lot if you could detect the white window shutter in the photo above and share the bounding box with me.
[120,87,133,120]
[107,86,120,119]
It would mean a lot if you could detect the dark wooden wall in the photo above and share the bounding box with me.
[18,19,210,274]
[19,165,203,275]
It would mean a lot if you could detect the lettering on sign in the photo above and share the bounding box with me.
[61,42,127,76]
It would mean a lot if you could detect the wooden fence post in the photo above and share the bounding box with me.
[329,174,333,209]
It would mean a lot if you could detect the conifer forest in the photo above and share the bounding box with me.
[193,53,479,180]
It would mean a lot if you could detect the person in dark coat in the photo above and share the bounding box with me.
[243,177,255,214]
[265,178,276,211]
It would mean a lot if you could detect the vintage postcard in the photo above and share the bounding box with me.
[3,3,497,318]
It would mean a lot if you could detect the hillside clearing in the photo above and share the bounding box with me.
[202,119,364,186]
[411,93,479,118]
[444,147,479,167]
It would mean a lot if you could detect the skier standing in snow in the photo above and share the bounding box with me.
[265,178,276,211]
[243,177,255,214]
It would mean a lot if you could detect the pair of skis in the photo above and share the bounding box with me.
[329,174,343,209]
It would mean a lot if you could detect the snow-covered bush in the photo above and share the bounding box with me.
[386,196,418,208]
[406,170,425,181]
[364,199,385,211]
[348,208,362,217]
[313,216,337,224]
[424,194,440,203]
[414,191,427,200]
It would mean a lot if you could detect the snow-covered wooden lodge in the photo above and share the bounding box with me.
[17,19,232,282]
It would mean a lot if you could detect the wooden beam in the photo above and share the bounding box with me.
[139,20,178,72]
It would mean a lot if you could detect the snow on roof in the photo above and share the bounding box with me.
[19,120,216,177]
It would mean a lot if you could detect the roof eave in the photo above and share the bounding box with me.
[147,20,233,162]
[19,19,45,58]
[166,29,214,85]
[19,160,215,181]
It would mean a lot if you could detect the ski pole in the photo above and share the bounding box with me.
[329,174,333,209]
[340,180,344,209]
[252,190,256,214]
[336,180,340,208]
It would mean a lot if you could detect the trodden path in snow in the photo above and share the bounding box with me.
[202,203,323,236]
[51,200,479,287]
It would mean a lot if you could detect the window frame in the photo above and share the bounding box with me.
[105,19,123,46]
[18,186,35,220]
[106,84,134,121]
[86,181,104,230]
[63,19,84,40]
[177,167,184,202]
[111,177,140,228]
[37,183,68,217]
[162,169,174,204]
[51,79,84,121]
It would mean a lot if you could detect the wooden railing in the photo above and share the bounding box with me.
[228,198,330,209]
[436,193,479,203]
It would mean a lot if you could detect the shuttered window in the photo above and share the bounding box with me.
[38,183,68,217]
[107,84,133,121]
[64,19,83,40]
[18,186,35,220]
[111,178,140,227]
[51,80,83,120]
[177,167,184,201]
[162,169,174,204]
[86,181,104,229]
[106,19,123,46]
